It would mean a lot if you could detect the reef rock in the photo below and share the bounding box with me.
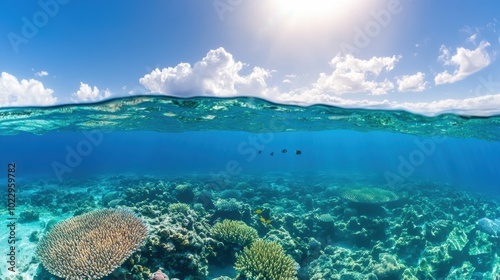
[477,217,500,237]
[337,186,399,204]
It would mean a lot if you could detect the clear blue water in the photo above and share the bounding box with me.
[2,130,500,194]
[2,96,500,279]
[2,96,499,194]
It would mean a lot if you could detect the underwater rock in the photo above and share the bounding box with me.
[469,231,493,256]
[144,205,214,278]
[476,217,500,237]
[195,189,215,209]
[212,198,250,222]
[29,230,40,242]
[101,191,120,206]
[446,261,475,280]
[304,194,314,211]
[306,246,372,279]
[446,226,471,253]
[19,209,40,223]
[417,245,452,278]
[337,186,399,204]
[219,189,242,199]
[372,253,405,279]
[174,183,195,203]
[424,219,453,242]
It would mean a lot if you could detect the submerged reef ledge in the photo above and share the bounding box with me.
[0,95,499,140]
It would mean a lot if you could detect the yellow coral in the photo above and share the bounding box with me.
[235,239,298,280]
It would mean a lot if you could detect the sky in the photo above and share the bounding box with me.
[0,0,499,116]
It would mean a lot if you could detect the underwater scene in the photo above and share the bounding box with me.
[1,95,500,280]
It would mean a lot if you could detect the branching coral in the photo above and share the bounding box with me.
[211,219,258,247]
[36,208,148,280]
[235,239,298,280]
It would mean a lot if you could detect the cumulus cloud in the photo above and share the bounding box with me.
[435,41,491,85]
[139,47,274,98]
[135,48,500,115]
[35,70,49,77]
[72,82,111,102]
[0,72,57,107]
[275,89,500,116]
[396,72,427,92]
[312,54,400,95]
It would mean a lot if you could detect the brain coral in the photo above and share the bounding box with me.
[211,219,258,247]
[36,208,148,280]
[235,239,298,280]
[337,186,399,204]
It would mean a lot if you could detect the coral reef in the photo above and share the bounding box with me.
[235,239,298,280]
[16,174,500,279]
[337,186,399,204]
[36,208,148,279]
[211,219,258,247]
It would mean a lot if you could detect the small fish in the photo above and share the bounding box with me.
[265,219,272,224]
[296,150,302,155]
[282,149,287,153]
[270,152,274,156]
[255,209,263,214]
[258,150,262,154]
[259,217,266,223]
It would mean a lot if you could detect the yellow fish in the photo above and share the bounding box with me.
[255,209,263,214]
[265,219,272,224]
[259,217,266,223]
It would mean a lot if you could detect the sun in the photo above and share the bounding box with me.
[272,0,358,21]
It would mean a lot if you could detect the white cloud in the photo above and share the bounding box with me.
[135,48,500,116]
[312,54,400,95]
[72,82,111,102]
[139,47,274,98]
[435,41,491,85]
[467,33,477,44]
[396,72,428,92]
[274,90,500,116]
[0,72,57,107]
[282,79,292,84]
[35,70,49,77]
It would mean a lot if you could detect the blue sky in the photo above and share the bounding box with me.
[0,0,499,115]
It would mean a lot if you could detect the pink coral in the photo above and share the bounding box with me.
[151,269,169,280]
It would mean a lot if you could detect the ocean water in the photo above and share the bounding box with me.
[1,96,500,280]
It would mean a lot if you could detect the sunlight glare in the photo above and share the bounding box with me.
[273,0,358,20]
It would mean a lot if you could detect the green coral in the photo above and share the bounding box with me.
[235,239,298,280]
[168,202,190,213]
[211,220,258,247]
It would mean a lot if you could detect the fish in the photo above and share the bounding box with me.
[265,219,272,224]
[296,150,302,155]
[255,209,263,214]
[477,217,500,237]
[259,217,266,223]
[270,152,274,156]
[258,150,262,154]
[282,149,287,153]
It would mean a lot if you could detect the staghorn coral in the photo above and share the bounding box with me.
[211,219,258,247]
[235,239,298,280]
[337,186,399,204]
[36,208,148,280]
